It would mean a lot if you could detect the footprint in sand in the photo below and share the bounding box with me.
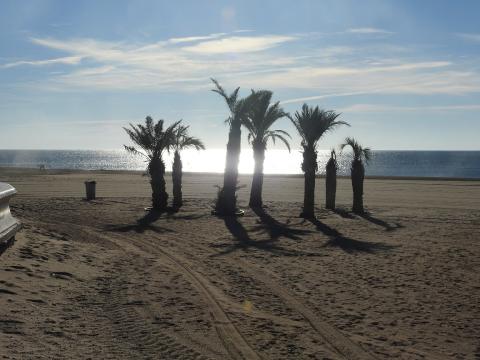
[0,319,25,335]
[50,271,74,280]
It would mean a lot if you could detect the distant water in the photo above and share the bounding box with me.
[0,149,479,179]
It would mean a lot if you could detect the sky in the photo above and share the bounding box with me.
[0,0,479,150]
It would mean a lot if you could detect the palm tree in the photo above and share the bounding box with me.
[211,78,251,215]
[340,137,372,214]
[171,123,205,209]
[325,149,338,210]
[243,89,290,208]
[289,104,348,218]
[124,116,180,211]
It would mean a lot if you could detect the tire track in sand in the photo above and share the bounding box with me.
[235,257,378,360]
[153,228,378,360]
[42,220,261,360]
[113,231,262,360]
[134,231,375,360]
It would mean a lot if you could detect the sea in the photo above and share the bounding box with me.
[0,149,479,179]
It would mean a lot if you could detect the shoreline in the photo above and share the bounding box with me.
[1,166,479,182]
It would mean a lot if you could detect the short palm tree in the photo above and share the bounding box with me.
[289,104,348,218]
[211,78,251,215]
[171,123,205,209]
[243,89,290,208]
[325,149,338,210]
[340,137,372,214]
[124,116,180,211]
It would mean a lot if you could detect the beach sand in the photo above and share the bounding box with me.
[1,168,479,359]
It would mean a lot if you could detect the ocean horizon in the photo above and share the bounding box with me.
[0,149,479,179]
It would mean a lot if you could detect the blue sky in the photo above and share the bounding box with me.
[1,0,479,150]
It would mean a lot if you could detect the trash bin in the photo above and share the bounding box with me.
[84,180,96,200]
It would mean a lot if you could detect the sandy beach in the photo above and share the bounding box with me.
[1,167,479,359]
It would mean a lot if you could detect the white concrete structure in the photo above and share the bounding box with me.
[0,182,21,252]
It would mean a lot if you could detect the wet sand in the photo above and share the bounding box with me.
[1,168,479,359]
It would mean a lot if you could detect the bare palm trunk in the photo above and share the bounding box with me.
[325,157,337,210]
[215,120,241,215]
[249,143,265,208]
[351,159,365,214]
[301,146,317,218]
[149,157,168,210]
[172,150,182,209]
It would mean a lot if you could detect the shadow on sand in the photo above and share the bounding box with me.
[333,208,403,232]
[104,209,175,234]
[305,217,397,254]
[359,212,403,231]
[211,213,322,258]
[251,207,313,241]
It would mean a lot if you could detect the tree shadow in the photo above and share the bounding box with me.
[332,207,356,219]
[104,209,175,234]
[305,217,397,254]
[211,216,321,257]
[250,207,313,241]
[359,212,403,232]
[166,212,207,221]
[332,207,403,232]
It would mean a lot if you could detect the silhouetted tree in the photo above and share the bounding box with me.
[325,149,338,210]
[171,123,205,209]
[124,117,180,211]
[289,104,348,218]
[243,90,290,208]
[341,137,372,214]
[211,79,251,215]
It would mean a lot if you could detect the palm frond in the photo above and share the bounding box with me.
[171,121,206,151]
[290,104,348,149]
[340,137,372,163]
[123,117,181,160]
[124,145,148,159]
[211,78,240,115]
[266,132,291,152]
[243,89,288,148]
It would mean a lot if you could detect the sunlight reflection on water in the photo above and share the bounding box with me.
[2,149,479,178]
[162,149,343,175]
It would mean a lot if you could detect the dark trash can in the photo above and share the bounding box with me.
[84,180,96,200]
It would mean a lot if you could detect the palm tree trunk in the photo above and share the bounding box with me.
[149,157,168,210]
[172,150,182,209]
[301,146,317,218]
[215,119,241,214]
[249,143,265,208]
[351,159,365,214]
[325,158,337,210]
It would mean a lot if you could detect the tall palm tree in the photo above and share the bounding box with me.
[243,89,290,208]
[211,78,251,215]
[124,116,180,211]
[289,104,348,218]
[325,149,338,210]
[171,123,205,209]
[340,137,372,214]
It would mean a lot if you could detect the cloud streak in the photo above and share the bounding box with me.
[3,32,480,100]
[347,27,393,35]
[457,33,480,43]
[182,35,296,53]
[1,55,82,68]
[339,103,480,113]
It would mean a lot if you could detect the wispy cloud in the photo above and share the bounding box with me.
[3,31,480,98]
[1,55,82,68]
[339,103,480,113]
[457,33,480,43]
[347,27,393,35]
[168,33,226,44]
[182,35,296,54]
